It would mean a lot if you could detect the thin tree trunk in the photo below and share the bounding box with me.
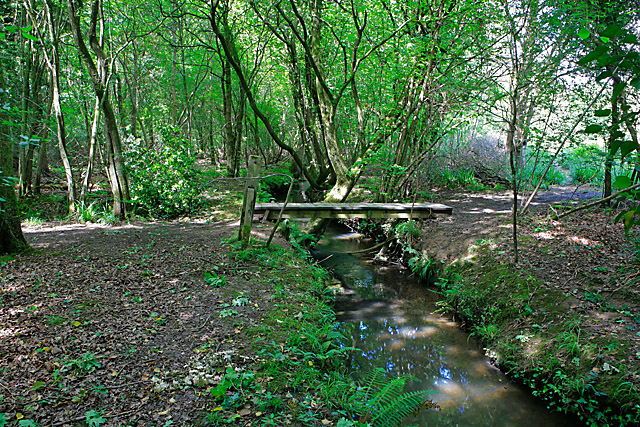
[81,96,101,202]
[44,0,76,213]
[67,0,129,219]
[604,92,619,199]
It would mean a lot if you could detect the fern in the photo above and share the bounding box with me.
[408,254,439,283]
[357,368,435,427]
[370,390,432,427]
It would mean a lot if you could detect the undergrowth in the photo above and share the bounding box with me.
[434,246,640,427]
[204,239,434,426]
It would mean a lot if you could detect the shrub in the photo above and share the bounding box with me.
[126,127,202,218]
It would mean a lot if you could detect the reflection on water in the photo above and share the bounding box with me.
[314,227,576,427]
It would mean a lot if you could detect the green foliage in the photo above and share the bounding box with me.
[430,167,479,189]
[519,149,566,190]
[408,253,440,284]
[65,352,101,376]
[578,24,640,231]
[260,167,293,196]
[232,295,249,306]
[219,308,239,318]
[76,201,119,225]
[354,368,433,427]
[280,220,318,255]
[204,270,227,287]
[560,145,607,186]
[126,126,203,218]
[85,410,106,427]
[394,220,420,239]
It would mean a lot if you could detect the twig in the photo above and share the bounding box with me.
[197,314,212,331]
[315,254,333,263]
[554,182,640,220]
[148,287,176,298]
[51,408,139,426]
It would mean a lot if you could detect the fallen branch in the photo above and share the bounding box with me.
[554,182,640,220]
[346,237,395,255]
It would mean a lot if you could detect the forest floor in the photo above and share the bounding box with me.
[1,185,344,426]
[2,182,640,426]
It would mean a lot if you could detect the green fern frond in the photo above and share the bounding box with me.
[371,390,432,427]
[356,368,435,427]
[360,368,388,399]
[367,377,407,409]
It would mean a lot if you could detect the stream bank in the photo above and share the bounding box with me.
[339,186,640,426]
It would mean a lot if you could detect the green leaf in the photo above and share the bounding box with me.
[22,32,37,41]
[622,33,638,44]
[597,54,624,68]
[594,109,611,117]
[613,176,632,190]
[0,413,7,427]
[611,139,624,156]
[584,124,603,134]
[612,140,637,158]
[596,71,612,81]
[600,36,609,43]
[620,140,636,159]
[612,82,627,101]
[601,24,623,38]
[578,28,590,40]
[624,210,636,233]
[631,77,640,90]
[578,45,609,65]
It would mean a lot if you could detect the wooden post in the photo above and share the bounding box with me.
[239,155,260,247]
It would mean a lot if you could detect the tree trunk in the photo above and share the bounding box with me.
[45,0,76,214]
[222,57,238,177]
[67,0,129,219]
[0,68,29,254]
[604,90,619,199]
[81,96,101,202]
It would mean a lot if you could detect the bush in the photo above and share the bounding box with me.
[126,127,202,218]
[261,167,293,196]
[560,144,606,186]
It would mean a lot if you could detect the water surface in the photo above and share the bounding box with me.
[313,228,577,427]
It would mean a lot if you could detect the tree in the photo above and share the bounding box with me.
[0,65,29,254]
[24,0,78,214]
[67,0,130,219]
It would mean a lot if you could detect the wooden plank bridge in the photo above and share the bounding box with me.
[254,202,453,220]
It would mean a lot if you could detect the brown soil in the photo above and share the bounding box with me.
[0,218,287,426]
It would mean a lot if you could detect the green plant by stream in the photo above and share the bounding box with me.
[432,246,640,427]
[204,240,434,426]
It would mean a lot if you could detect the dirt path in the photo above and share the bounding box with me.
[422,185,603,263]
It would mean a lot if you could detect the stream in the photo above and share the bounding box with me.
[312,226,579,427]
